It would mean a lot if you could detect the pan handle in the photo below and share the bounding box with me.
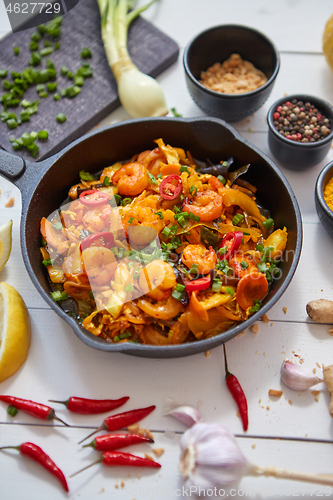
[0,148,26,179]
[0,147,58,200]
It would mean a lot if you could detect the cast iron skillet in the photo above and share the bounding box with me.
[0,117,302,358]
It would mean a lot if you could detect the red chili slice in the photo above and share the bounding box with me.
[219,231,243,261]
[79,189,109,207]
[80,231,115,252]
[185,276,211,293]
[159,175,182,200]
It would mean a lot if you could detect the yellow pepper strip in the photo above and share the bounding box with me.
[222,189,266,230]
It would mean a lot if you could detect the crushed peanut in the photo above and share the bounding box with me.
[153,448,165,458]
[200,53,267,95]
[329,327,333,336]
[269,389,283,398]
[251,444,256,449]
[121,481,125,489]
[144,454,154,461]
[288,399,293,405]
[283,307,288,314]
[261,314,269,323]
[5,197,14,207]
[250,323,259,334]
[127,423,140,433]
[205,350,211,357]
[312,390,320,402]
[137,428,154,440]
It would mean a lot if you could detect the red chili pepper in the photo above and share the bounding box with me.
[83,433,154,451]
[71,451,161,477]
[79,231,115,252]
[185,276,211,293]
[0,442,69,492]
[159,175,182,200]
[0,396,69,426]
[219,231,243,260]
[223,344,248,431]
[79,189,109,206]
[78,405,155,444]
[49,396,129,414]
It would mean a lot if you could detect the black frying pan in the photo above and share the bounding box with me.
[0,117,302,358]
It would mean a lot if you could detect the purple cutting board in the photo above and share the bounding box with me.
[0,0,179,161]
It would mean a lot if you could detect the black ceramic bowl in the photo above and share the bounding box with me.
[315,161,333,238]
[267,94,333,170]
[0,117,302,358]
[183,25,280,122]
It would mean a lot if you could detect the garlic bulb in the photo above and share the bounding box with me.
[281,359,322,391]
[166,405,202,427]
[179,422,249,491]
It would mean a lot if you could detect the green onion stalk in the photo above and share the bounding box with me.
[96,0,168,118]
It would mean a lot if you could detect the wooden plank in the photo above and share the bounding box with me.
[0,423,333,498]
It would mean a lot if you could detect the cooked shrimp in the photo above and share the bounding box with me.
[183,190,223,221]
[82,204,112,233]
[81,246,117,285]
[112,162,149,196]
[137,295,183,321]
[122,206,165,246]
[181,243,217,274]
[139,260,177,301]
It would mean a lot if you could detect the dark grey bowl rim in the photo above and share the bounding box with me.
[267,94,333,149]
[183,24,281,100]
[316,160,333,219]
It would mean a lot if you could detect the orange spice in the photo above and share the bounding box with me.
[324,177,333,212]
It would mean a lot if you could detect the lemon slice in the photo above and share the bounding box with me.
[0,282,31,383]
[0,220,13,272]
[323,13,333,72]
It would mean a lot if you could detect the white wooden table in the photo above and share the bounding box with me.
[1,1,333,498]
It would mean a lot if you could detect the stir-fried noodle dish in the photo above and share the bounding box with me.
[40,139,288,345]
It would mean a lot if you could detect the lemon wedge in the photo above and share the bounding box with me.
[0,282,31,383]
[0,220,13,272]
[323,13,333,72]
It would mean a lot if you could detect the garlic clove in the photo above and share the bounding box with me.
[281,359,323,391]
[179,423,248,491]
[165,405,202,427]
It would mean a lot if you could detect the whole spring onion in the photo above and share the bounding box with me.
[96,0,168,118]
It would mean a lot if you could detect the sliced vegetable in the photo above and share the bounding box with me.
[218,231,243,261]
[236,272,269,310]
[79,189,109,207]
[159,175,182,200]
[80,231,115,252]
[185,277,211,293]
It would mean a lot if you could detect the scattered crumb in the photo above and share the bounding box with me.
[99,488,105,494]
[5,197,14,207]
[312,390,320,402]
[205,350,211,357]
[282,307,288,314]
[261,314,269,323]
[152,448,165,458]
[248,127,254,133]
[127,423,140,433]
[121,481,125,489]
[137,428,154,440]
[258,399,261,404]
[316,362,321,368]
[137,474,141,479]
[266,406,270,411]
[115,485,119,489]
[250,323,259,334]
[288,399,293,405]
[251,444,256,449]
[329,327,333,336]
[236,410,241,418]
[270,323,273,326]
[269,389,283,398]
[144,454,154,461]
[313,368,317,374]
